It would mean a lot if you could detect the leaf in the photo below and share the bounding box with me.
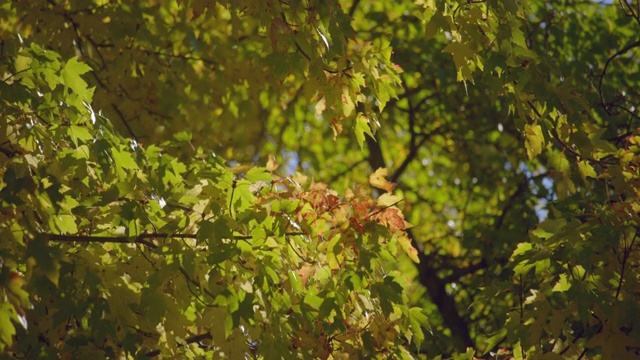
[577,160,597,180]
[355,114,374,150]
[511,242,533,259]
[442,42,475,75]
[0,303,18,351]
[377,208,411,231]
[398,235,420,263]
[288,270,302,293]
[377,193,402,208]
[369,168,395,193]
[266,154,279,172]
[61,57,94,101]
[341,87,355,117]
[244,167,272,182]
[484,328,507,354]
[27,238,62,287]
[552,274,571,292]
[54,214,78,234]
[524,123,544,160]
[5,272,30,313]
[303,292,323,310]
[409,307,430,350]
[112,149,139,170]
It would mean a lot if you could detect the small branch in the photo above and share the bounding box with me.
[328,158,367,183]
[494,171,548,230]
[618,0,640,25]
[110,103,138,141]
[44,231,308,246]
[615,226,638,299]
[45,233,167,248]
[135,47,218,66]
[526,100,614,165]
[441,259,488,283]
[598,39,640,115]
[348,0,361,17]
[390,128,440,183]
[145,332,213,358]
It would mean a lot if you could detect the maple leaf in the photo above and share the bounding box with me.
[369,168,395,193]
[376,208,411,231]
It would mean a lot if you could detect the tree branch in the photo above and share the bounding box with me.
[598,39,640,116]
[348,0,361,18]
[390,128,440,183]
[615,226,638,299]
[43,232,308,247]
[145,332,213,358]
[409,228,474,349]
[365,132,474,350]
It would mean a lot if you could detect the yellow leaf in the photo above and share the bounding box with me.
[369,168,395,193]
[398,236,420,263]
[230,163,252,174]
[266,154,279,172]
[377,193,402,208]
[524,123,544,160]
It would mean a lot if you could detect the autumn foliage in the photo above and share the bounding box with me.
[2,0,640,359]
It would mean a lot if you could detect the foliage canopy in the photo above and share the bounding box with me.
[1,0,640,359]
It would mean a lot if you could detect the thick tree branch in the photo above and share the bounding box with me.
[365,133,474,350]
[366,134,386,171]
[409,228,474,349]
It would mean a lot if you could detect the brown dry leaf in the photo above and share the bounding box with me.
[298,264,316,285]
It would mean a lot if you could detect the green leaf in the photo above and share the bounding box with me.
[288,270,302,293]
[484,328,507,354]
[61,57,94,101]
[244,167,272,182]
[409,307,430,350]
[303,292,323,310]
[578,160,597,180]
[53,214,78,234]
[173,131,192,142]
[524,123,544,160]
[511,242,533,259]
[398,235,420,263]
[112,149,139,170]
[0,303,18,351]
[552,274,571,292]
[355,113,374,150]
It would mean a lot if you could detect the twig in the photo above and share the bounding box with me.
[348,0,361,17]
[145,332,213,358]
[43,231,308,245]
[615,226,638,299]
[598,39,640,115]
[526,100,615,165]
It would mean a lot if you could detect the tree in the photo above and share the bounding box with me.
[1,0,640,359]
